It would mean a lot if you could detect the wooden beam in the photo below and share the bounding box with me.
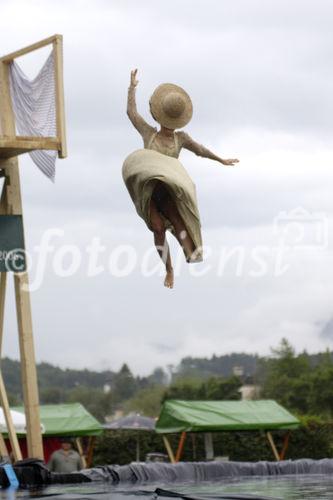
[266,432,280,461]
[175,431,186,463]
[0,371,22,461]
[0,137,60,149]
[162,435,176,464]
[0,35,60,63]
[0,137,60,160]
[53,36,67,159]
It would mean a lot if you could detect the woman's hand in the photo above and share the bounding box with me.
[221,158,239,166]
[130,69,139,87]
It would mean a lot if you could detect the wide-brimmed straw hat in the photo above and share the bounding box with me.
[149,83,193,129]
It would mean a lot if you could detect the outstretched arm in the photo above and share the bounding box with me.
[127,69,155,137]
[179,131,239,166]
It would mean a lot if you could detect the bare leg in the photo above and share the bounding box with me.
[150,199,174,288]
[161,199,196,262]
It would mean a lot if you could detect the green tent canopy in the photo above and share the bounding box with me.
[13,403,103,437]
[156,400,300,434]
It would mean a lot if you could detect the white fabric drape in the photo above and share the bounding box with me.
[9,50,58,181]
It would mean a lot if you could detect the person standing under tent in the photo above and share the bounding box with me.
[47,438,83,473]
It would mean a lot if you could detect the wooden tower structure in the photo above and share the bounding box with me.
[0,35,66,460]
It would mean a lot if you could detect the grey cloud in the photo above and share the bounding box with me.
[321,319,333,340]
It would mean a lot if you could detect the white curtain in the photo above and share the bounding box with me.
[9,50,58,181]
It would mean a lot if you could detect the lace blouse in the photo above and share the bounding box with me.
[127,85,221,162]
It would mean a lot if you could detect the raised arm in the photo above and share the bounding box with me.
[127,69,155,137]
[179,131,239,166]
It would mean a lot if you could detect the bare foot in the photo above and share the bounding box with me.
[164,269,174,289]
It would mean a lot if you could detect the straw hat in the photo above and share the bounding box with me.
[149,83,193,129]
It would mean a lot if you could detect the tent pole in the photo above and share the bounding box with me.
[279,431,291,460]
[191,433,196,461]
[75,437,87,468]
[136,434,140,462]
[204,432,214,461]
[175,431,186,463]
[266,432,280,461]
[162,435,175,464]
[86,436,96,468]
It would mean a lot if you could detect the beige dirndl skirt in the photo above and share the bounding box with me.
[122,149,203,262]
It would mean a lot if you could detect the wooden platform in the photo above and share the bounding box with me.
[0,136,59,159]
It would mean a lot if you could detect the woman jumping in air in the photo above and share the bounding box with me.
[122,69,238,289]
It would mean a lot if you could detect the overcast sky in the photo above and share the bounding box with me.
[1,0,333,375]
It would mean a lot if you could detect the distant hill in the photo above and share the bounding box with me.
[1,357,115,400]
[2,349,332,404]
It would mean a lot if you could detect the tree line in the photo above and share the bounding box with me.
[4,339,333,421]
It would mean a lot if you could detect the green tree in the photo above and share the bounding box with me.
[259,339,311,414]
[40,387,65,404]
[162,375,241,402]
[308,352,333,416]
[162,377,203,402]
[112,364,138,404]
[123,385,165,417]
[66,386,112,421]
[203,376,242,400]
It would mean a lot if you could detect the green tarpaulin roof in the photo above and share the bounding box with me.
[13,403,103,437]
[155,400,300,433]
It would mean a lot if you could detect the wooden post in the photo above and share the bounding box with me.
[279,431,291,461]
[162,435,176,464]
[14,272,43,458]
[175,431,186,463]
[0,59,44,459]
[266,432,280,461]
